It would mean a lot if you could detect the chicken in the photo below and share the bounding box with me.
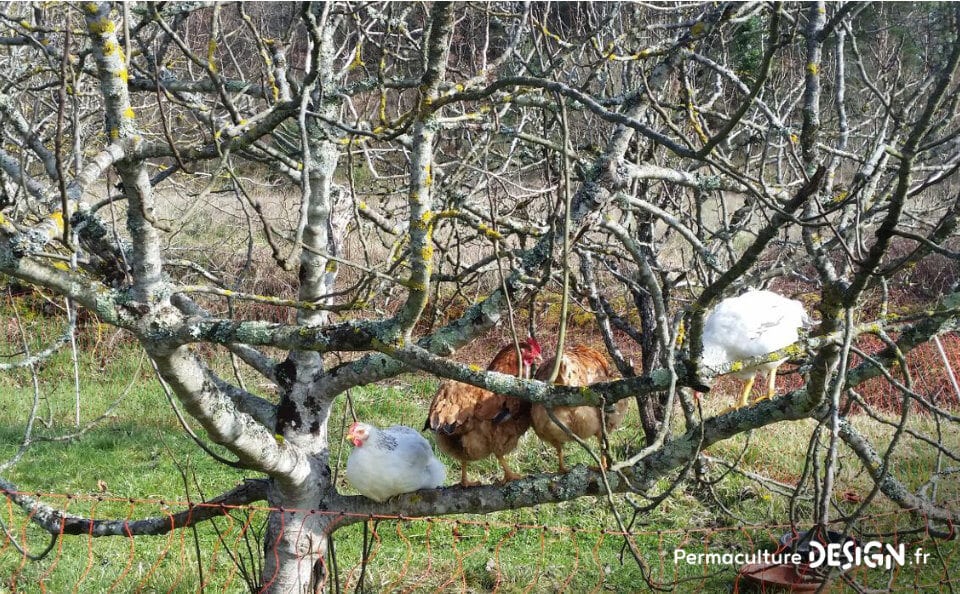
[345,422,446,502]
[531,345,627,473]
[425,337,542,487]
[701,289,808,409]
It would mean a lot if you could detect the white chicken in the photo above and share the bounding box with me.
[701,290,808,409]
[345,422,446,502]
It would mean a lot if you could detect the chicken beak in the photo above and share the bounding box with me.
[527,354,543,378]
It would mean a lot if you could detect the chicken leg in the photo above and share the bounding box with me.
[459,463,480,488]
[554,446,567,473]
[736,374,757,408]
[754,362,784,403]
[724,361,785,413]
[497,455,523,483]
[721,374,757,413]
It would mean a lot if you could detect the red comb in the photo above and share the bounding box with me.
[525,336,541,355]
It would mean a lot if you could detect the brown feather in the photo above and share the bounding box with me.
[425,343,534,482]
[531,346,627,470]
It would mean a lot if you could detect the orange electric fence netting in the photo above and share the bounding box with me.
[0,492,957,593]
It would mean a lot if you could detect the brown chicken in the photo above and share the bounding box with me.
[425,337,542,486]
[532,345,627,473]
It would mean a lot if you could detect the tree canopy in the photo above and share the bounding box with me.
[1,2,959,592]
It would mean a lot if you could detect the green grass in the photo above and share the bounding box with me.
[0,321,958,592]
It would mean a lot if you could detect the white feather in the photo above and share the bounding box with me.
[345,424,446,502]
[702,290,807,379]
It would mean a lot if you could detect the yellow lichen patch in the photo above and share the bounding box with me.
[117,68,128,83]
[109,127,119,139]
[420,244,434,262]
[806,62,819,76]
[83,2,100,14]
[349,45,365,71]
[476,223,502,240]
[675,320,686,347]
[540,24,562,43]
[468,364,482,372]
[122,107,135,119]
[782,344,806,358]
[419,210,434,227]
[88,18,116,35]
[378,95,388,124]
[49,210,65,233]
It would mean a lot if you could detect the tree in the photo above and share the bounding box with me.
[1,2,959,592]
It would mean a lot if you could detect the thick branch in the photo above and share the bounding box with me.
[0,478,269,537]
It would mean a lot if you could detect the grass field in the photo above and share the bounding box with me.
[0,314,958,592]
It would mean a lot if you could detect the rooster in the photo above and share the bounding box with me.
[345,422,446,502]
[425,337,542,486]
[531,345,627,473]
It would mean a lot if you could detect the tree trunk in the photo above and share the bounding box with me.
[261,477,335,593]
[260,9,347,590]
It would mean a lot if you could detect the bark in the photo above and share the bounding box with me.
[260,4,347,590]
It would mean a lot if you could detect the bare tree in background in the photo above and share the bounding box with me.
[1,2,959,592]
